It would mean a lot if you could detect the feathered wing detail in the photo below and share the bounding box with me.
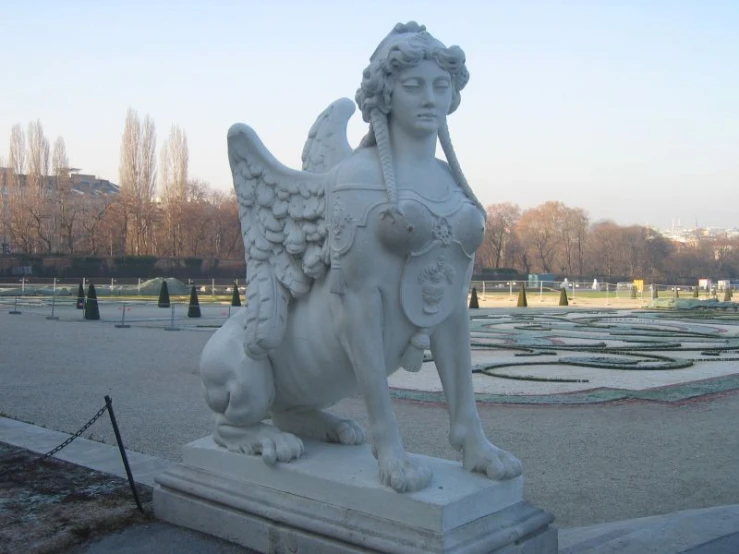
[243,261,289,358]
[229,123,335,358]
[301,98,356,173]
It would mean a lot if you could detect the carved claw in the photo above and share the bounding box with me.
[272,410,366,446]
[378,456,433,493]
[216,422,305,465]
[334,419,366,445]
[259,432,305,466]
[462,440,523,481]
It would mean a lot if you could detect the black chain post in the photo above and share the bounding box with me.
[1,399,145,513]
[105,395,144,512]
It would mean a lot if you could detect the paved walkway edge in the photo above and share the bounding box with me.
[558,504,739,553]
[0,416,172,487]
[2,415,738,554]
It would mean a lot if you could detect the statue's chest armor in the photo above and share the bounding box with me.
[330,184,484,256]
[329,183,484,327]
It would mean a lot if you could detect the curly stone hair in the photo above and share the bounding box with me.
[355,22,482,213]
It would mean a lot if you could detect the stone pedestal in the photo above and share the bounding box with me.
[154,437,556,553]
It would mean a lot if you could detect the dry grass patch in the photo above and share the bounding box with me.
[0,442,152,553]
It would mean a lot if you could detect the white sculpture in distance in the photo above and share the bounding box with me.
[200,21,523,493]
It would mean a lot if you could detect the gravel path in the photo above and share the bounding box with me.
[1,308,737,527]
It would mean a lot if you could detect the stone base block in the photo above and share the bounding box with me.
[154,436,556,553]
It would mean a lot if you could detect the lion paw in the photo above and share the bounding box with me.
[463,439,522,481]
[378,456,433,493]
[214,421,304,465]
[272,410,366,446]
[332,418,366,445]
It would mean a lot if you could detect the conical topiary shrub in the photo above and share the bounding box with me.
[231,282,242,307]
[517,284,528,307]
[84,283,100,320]
[558,287,569,306]
[76,282,85,309]
[468,287,479,309]
[158,280,171,308]
[693,286,699,298]
[188,286,201,318]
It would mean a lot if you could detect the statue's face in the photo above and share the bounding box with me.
[390,59,452,138]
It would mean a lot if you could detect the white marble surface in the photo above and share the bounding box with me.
[200,21,520,493]
[155,437,556,553]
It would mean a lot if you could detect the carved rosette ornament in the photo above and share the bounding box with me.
[432,217,453,246]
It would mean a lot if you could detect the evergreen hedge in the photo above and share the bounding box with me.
[188,286,201,318]
[158,281,171,308]
[517,284,528,307]
[84,283,100,320]
[558,288,569,306]
[76,283,85,309]
[231,283,242,307]
[469,287,480,309]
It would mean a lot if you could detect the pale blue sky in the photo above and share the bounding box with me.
[1,0,737,229]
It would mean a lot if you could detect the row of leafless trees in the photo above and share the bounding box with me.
[0,112,244,260]
[1,120,74,254]
[3,113,737,280]
[477,201,739,280]
[115,108,243,258]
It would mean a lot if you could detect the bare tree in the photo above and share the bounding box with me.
[516,201,565,273]
[642,227,672,279]
[26,120,52,252]
[118,109,138,253]
[52,137,68,175]
[558,207,589,276]
[51,137,81,254]
[159,125,189,256]
[78,194,119,256]
[5,124,33,253]
[119,108,157,255]
[0,154,7,253]
[664,242,713,281]
[584,220,619,277]
[479,202,521,269]
[207,189,243,259]
[9,124,26,177]
[582,222,670,279]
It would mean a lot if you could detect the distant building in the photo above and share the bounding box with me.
[655,223,739,245]
[0,167,119,196]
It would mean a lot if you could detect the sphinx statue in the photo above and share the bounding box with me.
[200,21,523,493]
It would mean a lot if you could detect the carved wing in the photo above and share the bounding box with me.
[228,124,331,358]
[301,98,356,173]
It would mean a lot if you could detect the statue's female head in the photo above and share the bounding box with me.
[354,22,482,214]
[356,22,469,123]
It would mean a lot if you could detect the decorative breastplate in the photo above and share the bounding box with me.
[328,182,484,372]
[329,184,484,259]
[396,193,483,328]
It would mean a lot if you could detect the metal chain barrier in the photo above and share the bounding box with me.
[2,397,144,512]
[32,403,108,464]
